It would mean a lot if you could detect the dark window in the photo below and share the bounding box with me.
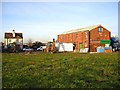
[9,39,11,42]
[98,27,103,32]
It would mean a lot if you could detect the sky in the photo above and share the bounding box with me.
[1,1,118,43]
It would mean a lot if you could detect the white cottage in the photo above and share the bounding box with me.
[4,30,23,49]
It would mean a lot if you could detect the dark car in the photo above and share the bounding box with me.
[110,37,120,52]
[112,43,120,51]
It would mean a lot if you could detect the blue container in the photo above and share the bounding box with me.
[104,47,112,50]
[97,47,105,53]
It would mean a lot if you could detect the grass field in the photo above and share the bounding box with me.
[2,52,120,88]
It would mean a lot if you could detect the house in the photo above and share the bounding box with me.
[4,30,23,50]
[58,24,111,52]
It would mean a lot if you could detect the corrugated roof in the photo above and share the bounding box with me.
[62,24,101,34]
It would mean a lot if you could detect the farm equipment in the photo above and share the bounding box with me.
[44,39,57,53]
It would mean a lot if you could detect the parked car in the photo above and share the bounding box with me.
[112,43,120,52]
[110,37,120,52]
[37,46,46,51]
[23,47,34,52]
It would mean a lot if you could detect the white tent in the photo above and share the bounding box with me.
[55,43,73,52]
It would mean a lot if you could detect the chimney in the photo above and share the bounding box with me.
[12,30,15,37]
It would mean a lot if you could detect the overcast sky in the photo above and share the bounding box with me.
[1,1,118,43]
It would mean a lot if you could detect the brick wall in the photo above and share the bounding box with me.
[90,26,111,52]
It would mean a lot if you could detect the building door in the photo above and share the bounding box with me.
[79,43,82,49]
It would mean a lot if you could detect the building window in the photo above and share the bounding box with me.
[9,39,11,42]
[98,27,103,32]
[76,33,78,39]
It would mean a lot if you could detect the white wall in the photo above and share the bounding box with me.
[56,43,73,52]
[4,38,23,45]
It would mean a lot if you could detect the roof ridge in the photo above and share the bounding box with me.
[62,24,101,34]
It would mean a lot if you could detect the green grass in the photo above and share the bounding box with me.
[2,52,120,88]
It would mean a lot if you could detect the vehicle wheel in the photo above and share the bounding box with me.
[112,48,115,52]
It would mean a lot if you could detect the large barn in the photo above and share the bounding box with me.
[57,25,111,52]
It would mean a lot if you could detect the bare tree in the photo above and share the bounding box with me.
[28,38,33,47]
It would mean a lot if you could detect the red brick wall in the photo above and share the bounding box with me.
[90,27,110,41]
[77,32,83,43]
[82,31,89,48]
[90,26,111,52]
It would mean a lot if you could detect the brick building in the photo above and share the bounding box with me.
[58,25,111,52]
